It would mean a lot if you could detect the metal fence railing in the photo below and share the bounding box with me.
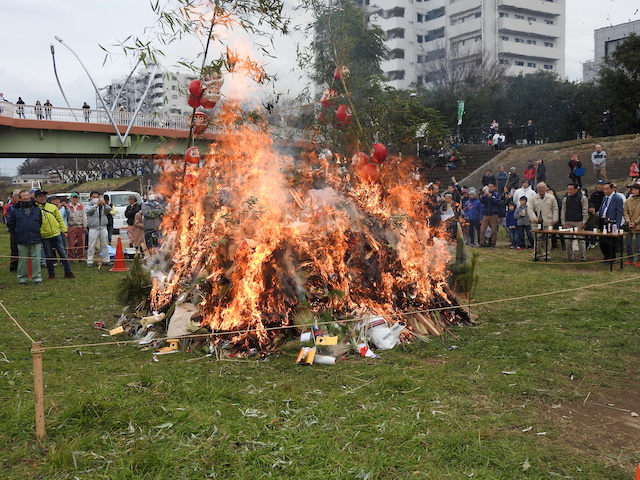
[0,101,192,131]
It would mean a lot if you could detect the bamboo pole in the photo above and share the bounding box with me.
[31,342,45,443]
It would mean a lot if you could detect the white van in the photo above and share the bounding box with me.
[103,190,142,232]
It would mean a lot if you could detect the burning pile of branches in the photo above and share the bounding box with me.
[148,123,471,352]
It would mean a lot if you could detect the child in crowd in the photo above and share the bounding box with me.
[514,196,533,249]
[505,202,518,248]
[585,203,598,248]
[462,187,483,247]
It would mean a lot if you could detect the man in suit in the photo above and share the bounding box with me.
[598,182,624,262]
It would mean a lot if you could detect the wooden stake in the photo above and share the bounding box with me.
[31,342,45,443]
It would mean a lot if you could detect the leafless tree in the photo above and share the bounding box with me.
[419,43,508,96]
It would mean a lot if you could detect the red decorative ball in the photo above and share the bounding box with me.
[187,94,201,109]
[359,163,379,183]
[320,88,338,109]
[335,104,352,124]
[189,80,203,97]
[199,97,215,109]
[184,173,197,188]
[185,146,201,164]
[371,143,387,164]
[333,65,350,81]
[351,152,371,167]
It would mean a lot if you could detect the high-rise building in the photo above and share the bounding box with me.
[99,66,196,115]
[582,19,640,83]
[355,0,565,89]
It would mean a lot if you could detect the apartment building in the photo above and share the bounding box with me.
[355,0,565,89]
[99,66,196,115]
[582,19,640,83]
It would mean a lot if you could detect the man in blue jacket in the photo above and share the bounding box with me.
[6,190,43,285]
[479,183,503,247]
[598,181,624,262]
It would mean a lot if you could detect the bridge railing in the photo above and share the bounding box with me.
[0,101,191,130]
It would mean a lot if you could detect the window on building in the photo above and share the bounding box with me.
[527,62,536,68]
[527,40,537,45]
[545,19,554,25]
[417,13,423,22]
[515,61,525,66]
[499,12,508,17]
[417,55,423,64]
[501,36,509,41]
[475,12,481,18]
[527,17,536,22]
[544,64,553,70]
[171,85,177,90]
[425,27,445,42]
[172,94,178,99]
[605,39,624,56]
[389,48,405,60]
[544,41,554,47]
[386,7,404,18]
[425,7,445,21]
[499,59,510,65]
[387,70,405,81]
[515,14,524,20]
[417,35,424,43]
[475,36,481,42]
[387,28,405,40]
[424,49,446,62]
[515,38,524,43]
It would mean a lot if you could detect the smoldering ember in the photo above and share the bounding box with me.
[119,110,473,356]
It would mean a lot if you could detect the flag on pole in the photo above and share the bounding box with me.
[457,100,465,126]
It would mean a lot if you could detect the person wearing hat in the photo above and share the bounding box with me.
[34,189,76,279]
[67,193,87,260]
[6,190,43,285]
[506,166,520,193]
[623,183,640,266]
[590,180,606,212]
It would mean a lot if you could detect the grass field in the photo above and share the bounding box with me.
[0,228,638,479]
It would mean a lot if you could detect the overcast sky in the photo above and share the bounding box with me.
[0,0,638,175]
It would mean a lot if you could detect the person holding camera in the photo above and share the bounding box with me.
[86,191,112,267]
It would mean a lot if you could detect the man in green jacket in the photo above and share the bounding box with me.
[34,190,75,280]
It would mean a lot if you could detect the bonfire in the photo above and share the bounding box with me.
[144,110,471,352]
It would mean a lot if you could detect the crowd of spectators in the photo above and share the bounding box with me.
[3,189,164,286]
[427,143,640,266]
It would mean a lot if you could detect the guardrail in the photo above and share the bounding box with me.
[0,101,191,130]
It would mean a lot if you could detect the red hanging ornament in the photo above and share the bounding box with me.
[185,146,201,164]
[371,143,387,164]
[333,65,350,81]
[189,112,208,135]
[335,104,352,124]
[320,88,338,109]
[359,163,379,183]
[184,172,197,188]
[187,94,201,109]
[189,80,203,97]
[351,152,371,168]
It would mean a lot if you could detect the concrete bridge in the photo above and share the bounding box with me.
[0,101,224,158]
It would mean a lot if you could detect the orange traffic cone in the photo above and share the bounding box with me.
[109,237,129,272]
[636,464,640,480]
